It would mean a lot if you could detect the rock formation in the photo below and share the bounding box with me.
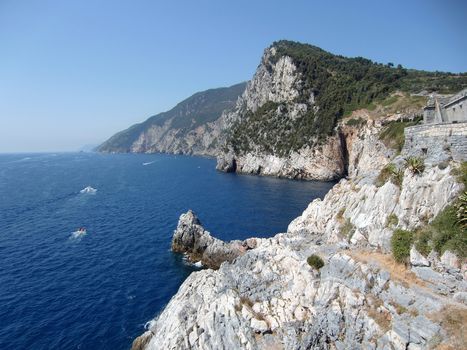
[97,82,246,155]
[171,210,256,270]
[133,157,466,349]
[99,40,466,181]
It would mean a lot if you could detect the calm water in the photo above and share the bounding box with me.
[0,153,334,349]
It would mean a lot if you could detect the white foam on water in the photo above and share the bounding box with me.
[70,230,87,240]
[142,161,155,166]
[193,261,203,268]
[80,186,97,194]
[182,254,203,268]
[144,319,157,330]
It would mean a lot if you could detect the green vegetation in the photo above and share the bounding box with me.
[413,204,466,258]
[345,118,366,127]
[229,41,466,156]
[340,219,356,240]
[457,192,467,229]
[98,82,246,152]
[386,213,399,228]
[307,254,325,270]
[414,228,432,257]
[405,157,425,175]
[375,163,403,187]
[391,229,413,263]
[379,117,422,153]
[451,162,467,189]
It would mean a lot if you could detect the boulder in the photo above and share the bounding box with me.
[171,210,255,269]
[440,250,460,269]
[410,246,430,267]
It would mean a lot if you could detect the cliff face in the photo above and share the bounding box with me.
[97,82,246,155]
[132,121,467,349]
[133,163,466,350]
[98,40,466,181]
[215,46,346,180]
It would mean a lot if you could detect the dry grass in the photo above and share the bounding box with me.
[348,250,426,288]
[366,294,392,332]
[430,305,467,350]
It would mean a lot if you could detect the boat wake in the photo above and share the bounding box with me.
[80,186,97,194]
[142,161,155,166]
[70,229,87,240]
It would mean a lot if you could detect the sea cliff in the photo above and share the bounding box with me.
[99,40,466,181]
[132,125,467,349]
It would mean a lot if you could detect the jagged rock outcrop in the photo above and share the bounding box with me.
[288,164,462,251]
[217,139,344,180]
[171,210,256,269]
[135,223,466,350]
[133,157,466,350]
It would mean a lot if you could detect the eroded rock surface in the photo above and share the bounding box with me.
[172,210,256,269]
[133,160,466,350]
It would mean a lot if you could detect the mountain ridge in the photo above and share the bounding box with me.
[98,40,467,180]
[97,82,246,154]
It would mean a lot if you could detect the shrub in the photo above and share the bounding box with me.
[391,229,414,263]
[340,219,356,240]
[450,161,467,189]
[431,205,466,258]
[456,192,467,229]
[386,213,399,228]
[414,227,433,257]
[405,157,425,175]
[345,118,365,127]
[376,163,403,187]
[378,118,421,153]
[307,254,325,270]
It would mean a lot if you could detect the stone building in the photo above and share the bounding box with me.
[423,88,467,124]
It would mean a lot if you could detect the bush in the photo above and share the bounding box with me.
[376,163,404,187]
[391,229,414,263]
[340,219,356,240]
[405,157,425,175]
[412,204,467,258]
[414,227,433,257]
[431,205,466,258]
[378,119,420,153]
[307,254,325,270]
[386,213,399,228]
[345,118,366,127]
[456,192,467,229]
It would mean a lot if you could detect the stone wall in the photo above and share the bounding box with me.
[402,122,467,163]
[444,95,467,123]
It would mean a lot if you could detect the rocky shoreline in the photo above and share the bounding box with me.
[132,153,466,349]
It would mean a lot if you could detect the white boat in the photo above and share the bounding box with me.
[80,186,97,194]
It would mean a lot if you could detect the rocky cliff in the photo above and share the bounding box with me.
[97,82,246,155]
[99,40,466,181]
[132,124,467,349]
[214,41,466,180]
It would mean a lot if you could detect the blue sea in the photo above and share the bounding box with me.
[0,153,334,350]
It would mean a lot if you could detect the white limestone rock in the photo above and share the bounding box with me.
[410,246,430,267]
[440,250,460,269]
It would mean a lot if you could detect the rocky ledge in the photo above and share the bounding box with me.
[171,210,257,270]
[133,160,466,350]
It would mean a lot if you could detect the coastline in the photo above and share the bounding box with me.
[131,151,466,349]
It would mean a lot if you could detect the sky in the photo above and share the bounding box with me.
[0,0,466,152]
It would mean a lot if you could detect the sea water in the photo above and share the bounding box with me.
[0,153,334,349]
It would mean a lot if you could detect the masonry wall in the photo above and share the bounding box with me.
[402,123,467,163]
[443,99,467,123]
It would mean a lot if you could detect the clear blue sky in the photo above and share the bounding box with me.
[1,0,466,152]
